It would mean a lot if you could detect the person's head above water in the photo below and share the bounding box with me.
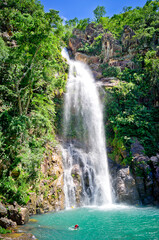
[74,224,79,229]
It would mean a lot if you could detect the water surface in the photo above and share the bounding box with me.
[22,205,159,240]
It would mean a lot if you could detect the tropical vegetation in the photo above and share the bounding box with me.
[0,0,158,206]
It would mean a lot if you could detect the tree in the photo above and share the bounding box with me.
[0,0,67,204]
[93,6,106,22]
[76,18,90,30]
[122,6,132,12]
[65,17,79,28]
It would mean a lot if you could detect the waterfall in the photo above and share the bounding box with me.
[62,49,112,208]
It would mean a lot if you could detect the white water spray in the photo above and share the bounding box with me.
[62,49,112,208]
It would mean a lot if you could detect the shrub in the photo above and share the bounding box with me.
[101,63,120,77]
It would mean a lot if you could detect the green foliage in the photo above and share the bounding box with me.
[0,0,67,204]
[63,18,79,43]
[0,37,9,62]
[99,0,159,40]
[101,63,121,77]
[63,17,90,43]
[0,0,158,202]
[76,18,90,30]
[65,17,79,28]
[78,34,103,55]
[0,226,11,234]
[145,50,159,102]
[0,173,30,205]
[105,67,158,158]
[93,6,106,23]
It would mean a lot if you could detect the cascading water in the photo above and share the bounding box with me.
[62,49,112,208]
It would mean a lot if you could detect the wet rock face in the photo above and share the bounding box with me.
[131,155,154,205]
[108,138,159,206]
[116,167,140,205]
[130,139,154,205]
[108,159,140,205]
[149,155,159,205]
[71,164,82,205]
[27,144,65,215]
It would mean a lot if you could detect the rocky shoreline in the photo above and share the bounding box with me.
[0,201,36,239]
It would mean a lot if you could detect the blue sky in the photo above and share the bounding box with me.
[40,0,148,21]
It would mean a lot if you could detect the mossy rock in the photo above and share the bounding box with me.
[29,219,38,223]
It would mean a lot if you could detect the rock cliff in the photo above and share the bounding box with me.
[109,139,159,206]
[68,23,136,87]
[27,143,65,215]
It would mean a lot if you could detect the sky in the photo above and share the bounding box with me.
[40,0,148,21]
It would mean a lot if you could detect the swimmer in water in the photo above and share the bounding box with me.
[74,224,79,230]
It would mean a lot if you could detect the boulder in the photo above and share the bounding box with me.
[116,167,140,205]
[8,207,29,225]
[131,138,145,157]
[71,164,82,205]
[0,217,17,229]
[150,156,159,168]
[0,203,7,217]
[69,38,85,54]
[75,52,100,64]
[19,208,29,225]
[108,159,140,204]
